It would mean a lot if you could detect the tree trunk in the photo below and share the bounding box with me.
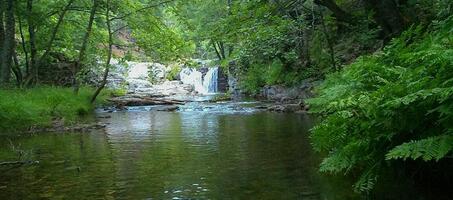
[300,25,311,67]
[18,17,30,76]
[39,0,75,62]
[0,0,15,85]
[12,52,23,86]
[319,8,337,71]
[0,0,5,81]
[91,0,113,103]
[364,0,406,40]
[218,41,226,59]
[27,0,38,85]
[314,0,352,23]
[73,0,99,94]
[212,40,223,60]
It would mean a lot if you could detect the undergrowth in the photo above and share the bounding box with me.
[308,16,453,193]
[0,87,110,133]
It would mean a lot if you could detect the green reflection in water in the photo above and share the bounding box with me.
[0,111,355,199]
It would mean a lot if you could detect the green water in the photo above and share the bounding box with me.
[0,109,354,199]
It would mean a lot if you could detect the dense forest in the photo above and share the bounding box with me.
[1,0,452,199]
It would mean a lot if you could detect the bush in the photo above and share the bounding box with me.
[167,64,182,81]
[307,17,453,193]
[239,63,267,94]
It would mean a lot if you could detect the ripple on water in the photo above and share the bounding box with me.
[0,103,359,199]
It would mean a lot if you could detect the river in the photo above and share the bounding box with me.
[0,102,355,199]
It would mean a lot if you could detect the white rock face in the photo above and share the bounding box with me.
[122,61,195,95]
[98,59,220,97]
[127,62,151,80]
[151,80,194,96]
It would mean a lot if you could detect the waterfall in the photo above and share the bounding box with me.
[180,67,219,94]
[180,68,207,94]
[203,67,219,94]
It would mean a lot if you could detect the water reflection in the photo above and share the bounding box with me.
[0,110,354,199]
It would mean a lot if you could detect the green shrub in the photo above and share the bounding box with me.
[167,65,182,80]
[239,63,267,94]
[308,17,453,193]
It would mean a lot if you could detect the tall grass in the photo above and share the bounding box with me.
[0,87,109,133]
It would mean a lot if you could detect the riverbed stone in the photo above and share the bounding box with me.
[267,103,305,113]
[156,105,179,112]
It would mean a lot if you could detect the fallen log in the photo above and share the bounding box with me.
[108,96,186,107]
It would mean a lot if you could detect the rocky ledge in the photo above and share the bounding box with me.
[255,102,309,113]
[108,94,186,108]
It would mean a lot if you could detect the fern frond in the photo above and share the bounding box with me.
[386,135,453,161]
[353,166,378,193]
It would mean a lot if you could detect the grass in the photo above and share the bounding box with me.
[0,86,111,133]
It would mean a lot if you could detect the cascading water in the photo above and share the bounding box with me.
[180,67,219,94]
[180,68,207,94]
[203,67,219,94]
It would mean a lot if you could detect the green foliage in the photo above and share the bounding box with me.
[386,134,453,161]
[240,63,266,94]
[0,87,109,133]
[209,93,232,102]
[308,17,453,192]
[106,88,127,97]
[166,64,182,81]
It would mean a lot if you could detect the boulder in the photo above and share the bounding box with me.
[127,79,153,93]
[156,105,179,112]
[267,103,305,113]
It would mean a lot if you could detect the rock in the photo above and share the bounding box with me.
[156,105,179,112]
[217,67,228,92]
[267,104,304,113]
[267,105,284,112]
[126,79,153,93]
[97,115,112,119]
[255,105,268,109]
[128,62,151,80]
[260,80,316,102]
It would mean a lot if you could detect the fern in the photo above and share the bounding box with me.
[386,135,453,161]
[353,167,378,193]
[308,16,453,193]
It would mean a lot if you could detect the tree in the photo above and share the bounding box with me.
[0,0,5,84]
[364,0,406,40]
[26,0,38,85]
[0,0,15,85]
[91,0,113,103]
[314,0,353,23]
[39,0,76,65]
[73,0,99,93]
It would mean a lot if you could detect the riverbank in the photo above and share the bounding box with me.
[0,87,111,133]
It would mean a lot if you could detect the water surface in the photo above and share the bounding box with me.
[0,106,353,199]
